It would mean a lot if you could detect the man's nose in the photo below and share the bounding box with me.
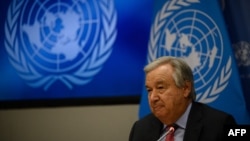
[149,89,159,101]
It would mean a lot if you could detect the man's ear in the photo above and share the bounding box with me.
[183,81,191,98]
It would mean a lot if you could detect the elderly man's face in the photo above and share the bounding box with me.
[145,64,190,124]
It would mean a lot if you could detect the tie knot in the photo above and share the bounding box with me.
[167,124,179,132]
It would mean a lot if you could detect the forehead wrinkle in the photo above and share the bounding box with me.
[155,79,164,85]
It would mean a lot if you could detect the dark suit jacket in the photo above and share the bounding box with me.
[129,102,236,141]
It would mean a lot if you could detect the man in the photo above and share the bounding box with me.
[129,56,236,141]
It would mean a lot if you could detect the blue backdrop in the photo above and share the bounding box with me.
[0,0,153,101]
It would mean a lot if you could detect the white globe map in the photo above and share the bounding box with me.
[157,9,222,92]
[23,10,81,61]
[19,0,102,73]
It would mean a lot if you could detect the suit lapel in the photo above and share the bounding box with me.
[147,114,163,141]
[184,102,203,141]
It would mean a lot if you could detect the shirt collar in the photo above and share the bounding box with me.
[175,102,192,129]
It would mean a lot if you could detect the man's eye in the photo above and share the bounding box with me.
[157,86,164,89]
[157,86,165,94]
[147,89,152,93]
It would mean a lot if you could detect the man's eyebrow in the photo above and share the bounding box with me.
[145,80,165,88]
[155,80,164,85]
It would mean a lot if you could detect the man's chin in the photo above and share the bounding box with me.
[152,109,164,117]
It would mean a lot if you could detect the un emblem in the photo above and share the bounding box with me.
[148,0,232,103]
[233,41,250,79]
[233,41,250,67]
[5,0,117,90]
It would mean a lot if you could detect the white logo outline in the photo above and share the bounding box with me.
[5,0,117,90]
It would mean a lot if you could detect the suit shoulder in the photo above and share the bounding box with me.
[193,102,236,124]
[196,102,230,115]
